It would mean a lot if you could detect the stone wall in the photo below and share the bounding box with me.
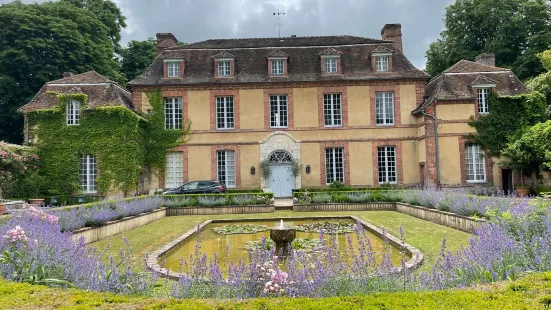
[72,208,167,244]
[396,203,483,233]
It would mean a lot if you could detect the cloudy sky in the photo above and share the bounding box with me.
[2,0,455,69]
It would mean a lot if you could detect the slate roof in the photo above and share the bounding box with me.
[18,71,134,113]
[128,35,428,87]
[414,60,526,115]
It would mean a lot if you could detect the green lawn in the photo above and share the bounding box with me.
[91,210,471,272]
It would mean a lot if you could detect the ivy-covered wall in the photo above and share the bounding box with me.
[27,93,145,196]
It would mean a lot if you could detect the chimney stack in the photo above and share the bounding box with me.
[156,33,178,56]
[62,72,73,78]
[381,24,403,53]
[475,53,496,67]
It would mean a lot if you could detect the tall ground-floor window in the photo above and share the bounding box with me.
[80,154,97,193]
[466,144,486,182]
[378,146,397,184]
[165,152,184,189]
[325,148,344,184]
[217,150,236,188]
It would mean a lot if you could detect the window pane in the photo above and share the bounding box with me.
[325,58,337,73]
[270,95,288,127]
[165,152,184,189]
[271,60,284,75]
[323,93,342,126]
[168,62,180,77]
[477,88,490,114]
[376,56,389,71]
[325,148,344,184]
[216,96,234,129]
[80,155,97,193]
[466,144,486,182]
[217,150,236,188]
[67,100,81,125]
[378,146,397,184]
[218,61,231,76]
[375,92,394,125]
[165,98,182,129]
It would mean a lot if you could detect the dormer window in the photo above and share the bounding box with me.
[66,100,81,126]
[376,55,389,71]
[476,88,491,114]
[167,61,180,77]
[218,61,231,76]
[325,57,338,73]
[271,59,285,75]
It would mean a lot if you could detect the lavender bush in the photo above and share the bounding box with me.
[51,196,164,231]
[0,208,154,293]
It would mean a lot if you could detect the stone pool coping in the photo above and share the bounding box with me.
[145,216,424,280]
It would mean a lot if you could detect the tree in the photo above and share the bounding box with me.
[59,0,126,53]
[425,0,551,80]
[502,120,551,176]
[527,48,551,109]
[120,39,157,82]
[0,1,124,144]
[466,91,548,157]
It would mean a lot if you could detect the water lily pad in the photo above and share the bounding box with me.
[244,237,322,253]
[213,224,268,234]
[293,222,356,234]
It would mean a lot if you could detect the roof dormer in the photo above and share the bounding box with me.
[471,75,498,88]
[320,48,343,75]
[213,51,236,78]
[162,51,185,79]
[371,46,394,72]
[267,50,288,77]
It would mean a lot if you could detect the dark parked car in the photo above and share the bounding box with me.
[163,180,227,195]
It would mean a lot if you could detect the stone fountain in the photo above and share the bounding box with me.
[270,219,296,255]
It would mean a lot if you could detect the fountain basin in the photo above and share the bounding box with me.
[270,227,296,253]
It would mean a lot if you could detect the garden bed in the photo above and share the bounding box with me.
[294,202,483,233]
[72,208,167,244]
[166,205,274,215]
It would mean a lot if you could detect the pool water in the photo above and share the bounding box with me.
[162,218,406,273]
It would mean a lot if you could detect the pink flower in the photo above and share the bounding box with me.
[4,225,29,243]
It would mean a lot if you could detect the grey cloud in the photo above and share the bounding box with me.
[1,0,455,68]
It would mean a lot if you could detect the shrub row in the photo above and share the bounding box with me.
[294,190,408,204]
[162,193,273,208]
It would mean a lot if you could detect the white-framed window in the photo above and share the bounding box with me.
[271,59,285,75]
[216,96,234,129]
[66,100,81,126]
[167,61,180,77]
[466,144,486,182]
[477,88,491,114]
[375,92,395,125]
[164,97,182,129]
[165,152,184,189]
[218,61,231,76]
[325,148,344,184]
[323,93,342,127]
[378,146,397,184]
[270,95,288,128]
[217,150,236,188]
[375,55,389,71]
[80,154,97,193]
[325,57,338,73]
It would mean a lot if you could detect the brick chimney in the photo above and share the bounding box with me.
[475,53,496,67]
[381,24,403,53]
[156,33,178,56]
[62,72,73,78]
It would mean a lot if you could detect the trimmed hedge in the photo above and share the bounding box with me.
[295,187,411,192]
[1,272,551,309]
[162,192,274,208]
[294,190,407,204]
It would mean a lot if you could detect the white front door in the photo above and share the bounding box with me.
[269,165,294,197]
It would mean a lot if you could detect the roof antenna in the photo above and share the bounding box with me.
[273,6,286,38]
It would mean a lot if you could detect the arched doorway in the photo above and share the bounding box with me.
[267,150,295,197]
[259,131,301,194]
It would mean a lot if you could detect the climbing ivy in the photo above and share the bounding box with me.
[143,89,191,174]
[466,91,548,157]
[27,92,145,196]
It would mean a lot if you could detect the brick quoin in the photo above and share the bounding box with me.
[459,137,493,186]
[317,86,348,128]
[210,145,241,187]
[209,89,240,130]
[319,142,350,187]
[369,84,401,126]
[371,140,404,186]
[263,88,294,129]
[423,103,438,186]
